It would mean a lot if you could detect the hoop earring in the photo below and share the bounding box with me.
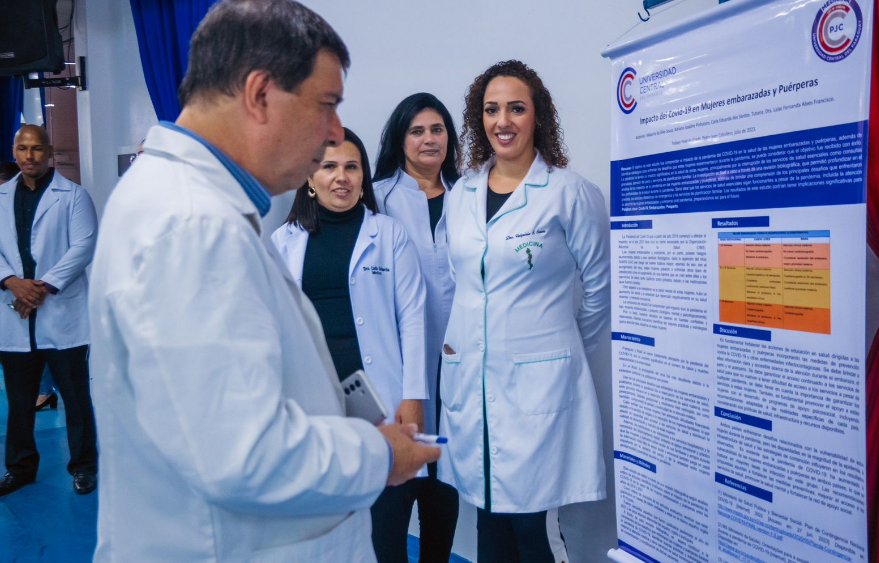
[308,186,316,199]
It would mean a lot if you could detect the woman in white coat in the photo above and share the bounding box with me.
[372,93,461,563]
[272,128,428,563]
[442,60,611,563]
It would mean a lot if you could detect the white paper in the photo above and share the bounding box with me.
[604,0,873,561]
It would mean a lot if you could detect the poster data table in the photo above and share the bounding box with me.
[718,231,830,334]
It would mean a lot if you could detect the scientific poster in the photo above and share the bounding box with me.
[603,0,873,561]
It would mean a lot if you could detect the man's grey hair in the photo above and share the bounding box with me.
[178,0,350,108]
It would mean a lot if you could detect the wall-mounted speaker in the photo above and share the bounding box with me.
[0,0,64,77]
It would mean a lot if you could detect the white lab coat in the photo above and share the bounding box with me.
[373,171,455,436]
[0,171,97,352]
[88,125,391,563]
[271,209,429,427]
[440,153,611,513]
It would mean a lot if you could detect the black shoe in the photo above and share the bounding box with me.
[73,472,97,495]
[0,472,35,497]
[35,392,58,412]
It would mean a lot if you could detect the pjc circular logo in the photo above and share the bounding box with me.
[812,0,863,62]
[617,67,637,114]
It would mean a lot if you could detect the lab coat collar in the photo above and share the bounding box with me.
[159,121,271,217]
[143,125,265,233]
[464,152,550,231]
[0,173,20,195]
[5,170,74,229]
[279,220,308,288]
[0,170,70,195]
[350,209,378,278]
[281,203,376,236]
[280,205,376,284]
[394,169,454,193]
[32,179,61,228]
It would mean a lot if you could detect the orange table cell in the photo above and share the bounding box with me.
[719,267,746,302]
[718,243,745,267]
[719,300,747,324]
[744,244,783,268]
[744,268,784,305]
[782,306,831,334]
[744,302,784,329]
[782,243,830,270]
[782,270,831,308]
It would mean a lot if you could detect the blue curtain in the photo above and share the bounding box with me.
[129,0,218,122]
[0,76,23,162]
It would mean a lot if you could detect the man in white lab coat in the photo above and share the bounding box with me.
[0,125,99,497]
[88,1,439,562]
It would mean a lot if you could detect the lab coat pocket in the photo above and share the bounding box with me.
[511,348,572,415]
[440,351,463,412]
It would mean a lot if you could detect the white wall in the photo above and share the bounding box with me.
[72,0,879,562]
[75,0,157,218]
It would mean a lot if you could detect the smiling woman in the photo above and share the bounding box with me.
[441,59,611,563]
[461,60,568,173]
[273,127,431,563]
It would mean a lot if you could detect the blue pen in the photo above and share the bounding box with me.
[414,433,448,445]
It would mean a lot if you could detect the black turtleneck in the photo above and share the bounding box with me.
[301,203,365,381]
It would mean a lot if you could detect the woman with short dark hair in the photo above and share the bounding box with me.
[272,127,429,563]
[442,60,611,562]
[373,93,461,563]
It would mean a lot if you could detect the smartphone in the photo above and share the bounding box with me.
[340,369,388,425]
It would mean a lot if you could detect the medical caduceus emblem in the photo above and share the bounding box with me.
[526,248,534,270]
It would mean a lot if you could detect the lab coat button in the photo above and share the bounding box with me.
[356,317,364,325]
[480,242,486,249]
[487,394,495,403]
[364,356,372,364]
[350,277,356,285]
[480,293,485,301]
[490,446,498,455]
[478,344,485,352]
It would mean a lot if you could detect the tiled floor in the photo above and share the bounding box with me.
[0,370,467,562]
[0,374,97,563]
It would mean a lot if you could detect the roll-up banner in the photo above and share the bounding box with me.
[602,0,874,562]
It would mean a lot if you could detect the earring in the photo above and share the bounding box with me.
[308,186,316,199]
[360,189,364,200]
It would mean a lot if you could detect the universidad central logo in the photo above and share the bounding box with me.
[617,67,637,114]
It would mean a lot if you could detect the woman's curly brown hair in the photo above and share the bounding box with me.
[461,60,568,171]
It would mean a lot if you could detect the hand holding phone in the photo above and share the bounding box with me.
[341,370,389,425]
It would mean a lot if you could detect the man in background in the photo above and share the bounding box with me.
[0,125,99,497]
[88,1,439,561]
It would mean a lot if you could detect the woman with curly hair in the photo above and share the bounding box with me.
[440,60,611,562]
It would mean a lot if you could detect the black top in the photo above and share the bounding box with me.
[483,183,513,512]
[301,203,365,381]
[486,184,512,222]
[482,186,513,286]
[10,168,54,350]
[14,169,54,281]
[427,191,444,242]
